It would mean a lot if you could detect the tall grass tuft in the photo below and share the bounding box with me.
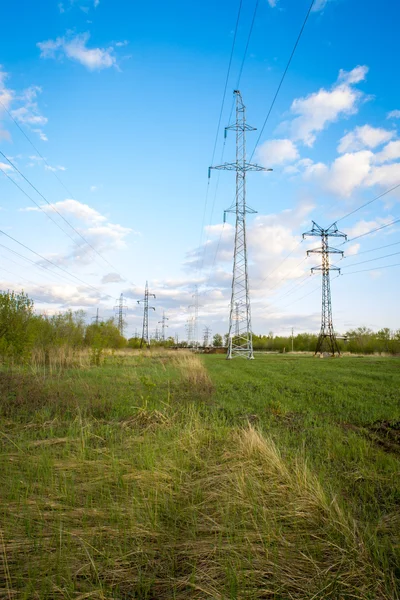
[0,352,398,599]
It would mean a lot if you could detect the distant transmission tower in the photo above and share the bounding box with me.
[303,221,347,356]
[189,285,200,349]
[158,311,169,341]
[203,326,211,347]
[210,90,272,359]
[114,293,127,336]
[186,318,194,348]
[137,281,156,348]
[92,308,102,325]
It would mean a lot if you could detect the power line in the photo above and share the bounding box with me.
[210,0,243,167]
[0,241,86,288]
[0,228,112,299]
[270,271,312,303]
[249,0,315,161]
[0,150,122,274]
[235,0,260,89]
[346,240,400,257]
[334,182,400,224]
[277,274,340,311]
[341,250,400,270]
[341,262,400,276]
[0,166,84,249]
[259,240,304,286]
[197,0,243,267]
[343,216,400,244]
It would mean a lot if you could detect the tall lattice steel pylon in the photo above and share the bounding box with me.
[210,90,271,359]
[137,281,156,348]
[303,221,347,356]
[114,294,127,336]
[158,311,169,342]
[234,302,240,339]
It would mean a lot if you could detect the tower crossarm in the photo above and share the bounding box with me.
[210,163,268,173]
[307,247,344,256]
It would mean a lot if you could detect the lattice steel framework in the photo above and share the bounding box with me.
[114,293,127,336]
[158,311,169,342]
[303,222,347,356]
[186,318,194,348]
[137,281,156,348]
[210,90,271,359]
[203,326,211,347]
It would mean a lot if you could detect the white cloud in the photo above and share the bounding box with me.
[0,74,48,141]
[311,0,330,10]
[0,161,12,172]
[90,185,98,192]
[44,164,66,172]
[284,66,368,146]
[345,216,394,240]
[338,125,394,153]
[338,65,368,85]
[267,0,278,6]
[0,68,13,111]
[10,85,48,127]
[32,129,48,141]
[346,243,360,256]
[22,198,134,265]
[101,272,124,284]
[28,198,107,225]
[257,138,299,167]
[373,140,400,164]
[366,162,400,189]
[325,151,374,196]
[37,32,117,71]
[387,110,400,119]
[297,134,400,198]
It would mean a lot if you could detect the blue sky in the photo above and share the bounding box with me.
[0,0,399,340]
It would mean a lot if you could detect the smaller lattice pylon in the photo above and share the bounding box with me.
[303,221,347,356]
[137,281,156,348]
[114,293,127,336]
[158,311,169,342]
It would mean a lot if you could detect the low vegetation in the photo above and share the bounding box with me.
[1,349,399,599]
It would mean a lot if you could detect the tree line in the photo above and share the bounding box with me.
[1,290,399,361]
[211,328,400,355]
[0,290,125,363]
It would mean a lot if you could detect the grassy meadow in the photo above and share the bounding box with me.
[0,350,399,599]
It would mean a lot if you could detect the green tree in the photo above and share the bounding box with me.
[212,333,223,347]
[0,290,34,360]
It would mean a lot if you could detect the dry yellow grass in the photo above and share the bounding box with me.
[0,351,398,599]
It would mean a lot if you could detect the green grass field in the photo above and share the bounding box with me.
[1,351,399,599]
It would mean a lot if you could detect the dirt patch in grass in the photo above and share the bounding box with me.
[342,420,400,455]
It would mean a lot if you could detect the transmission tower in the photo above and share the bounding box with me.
[114,293,127,336]
[186,318,194,348]
[137,281,156,348]
[188,285,201,349]
[203,326,211,347]
[158,311,169,341]
[234,302,240,338]
[210,90,272,359]
[303,221,347,356]
[92,308,102,325]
